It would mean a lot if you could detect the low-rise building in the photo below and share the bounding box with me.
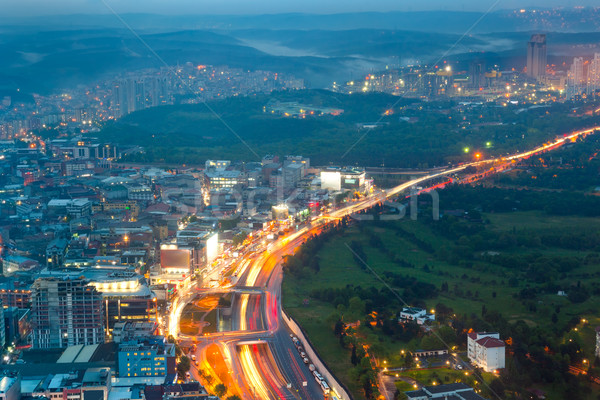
[45,239,69,268]
[399,307,435,325]
[112,321,158,344]
[2,255,40,275]
[25,367,111,400]
[0,375,21,400]
[405,383,487,400]
[467,332,505,372]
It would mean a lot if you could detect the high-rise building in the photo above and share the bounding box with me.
[469,59,486,89]
[527,34,547,80]
[31,277,105,348]
[588,53,600,95]
[0,299,5,348]
[567,57,586,99]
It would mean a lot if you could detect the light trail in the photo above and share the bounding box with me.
[239,344,272,399]
[239,293,249,332]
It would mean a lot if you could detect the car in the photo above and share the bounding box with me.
[309,364,316,372]
[300,352,306,358]
[303,357,309,364]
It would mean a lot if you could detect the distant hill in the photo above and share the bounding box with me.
[96,89,600,168]
[3,9,600,33]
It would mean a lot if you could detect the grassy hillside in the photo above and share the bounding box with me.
[100,89,600,168]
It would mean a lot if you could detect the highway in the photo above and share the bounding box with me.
[176,124,600,399]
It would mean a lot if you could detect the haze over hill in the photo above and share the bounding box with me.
[2,9,600,97]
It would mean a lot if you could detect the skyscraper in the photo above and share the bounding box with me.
[0,299,5,349]
[588,53,600,95]
[527,34,547,80]
[31,277,105,348]
[567,57,586,99]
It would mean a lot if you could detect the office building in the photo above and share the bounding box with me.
[527,34,547,80]
[0,299,5,348]
[31,277,105,348]
[88,271,157,334]
[204,170,243,190]
[117,336,176,377]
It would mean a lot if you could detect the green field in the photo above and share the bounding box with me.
[282,207,600,399]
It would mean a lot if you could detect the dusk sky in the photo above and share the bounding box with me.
[2,0,598,16]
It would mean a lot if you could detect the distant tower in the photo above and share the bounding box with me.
[112,81,128,118]
[527,34,547,80]
[469,59,486,89]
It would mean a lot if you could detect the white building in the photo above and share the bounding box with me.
[399,307,435,325]
[467,332,505,372]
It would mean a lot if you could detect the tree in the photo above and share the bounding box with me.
[489,379,505,396]
[334,320,345,336]
[351,345,358,366]
[177,356,191,377]
[226,396,241,400]
[214,384,227,398]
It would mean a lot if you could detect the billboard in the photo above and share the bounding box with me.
[205,233,219,265]
[161,248,191,272]
[321,171,341,191]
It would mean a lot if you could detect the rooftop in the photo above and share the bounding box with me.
[424,382,471,395]
[476,337,505,349]
[0,376,18,394]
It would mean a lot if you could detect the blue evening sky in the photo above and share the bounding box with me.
[2,0,598,16]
